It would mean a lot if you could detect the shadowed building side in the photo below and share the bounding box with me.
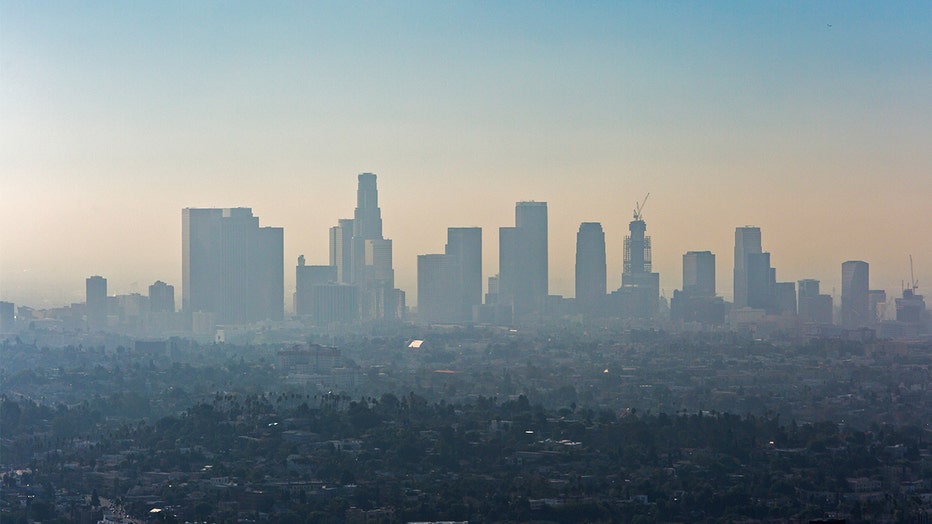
[575,222,606,317]
[182,207,284,326]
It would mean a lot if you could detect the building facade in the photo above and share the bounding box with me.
[683,251,715,297]
[86,275,108,331]
[733,227,762,308]
[841,260,870,329]
[182,207,284,325]
[575,222,606,317]
[499,202,548,319]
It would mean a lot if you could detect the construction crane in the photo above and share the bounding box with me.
[909,254,919,293]
[633,193,650,221]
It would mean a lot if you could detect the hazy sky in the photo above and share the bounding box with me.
[2,1,930,310]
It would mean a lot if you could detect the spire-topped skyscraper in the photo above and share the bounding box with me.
[324,173,404,322]
[353,172,382,240]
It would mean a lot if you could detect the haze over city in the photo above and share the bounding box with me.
[2,1,930,309]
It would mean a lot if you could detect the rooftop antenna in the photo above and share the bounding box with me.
[633,193,650,221]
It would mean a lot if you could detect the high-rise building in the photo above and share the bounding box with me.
[182,207,284,325]
[841,260,870,329]
[798,279,820,299]
[352,173,383,287]
[329,218,354,284]
[86,275,108,331]
[499,202,548,318]
[774,281,797,315]
[148,281,175,313]
[295,257,339,317]
[516,202,548,305]
[746,252,775,310]
[417,254,458,324]
[575,222,606,316]
[672,251,723,325]
[797,279,834,325]
[683,251,715,297]
[614,209,660,319]
[327,173,405,322]
[182,208,223,316]
[733,227,762,308]
[868,289,886,324]
[446,227,482,321]
[415,227,482,324]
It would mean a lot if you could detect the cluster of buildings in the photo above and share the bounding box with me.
[0,277,178,337]
[293,173,406,326]
[1,173,927,339]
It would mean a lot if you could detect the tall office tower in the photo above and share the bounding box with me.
[485,275,501,305]
[798,279,834,325]
[334,173,404,321]
[516,201,548,304]
[868,289,886,323]
[498,202,548,318]
[671,250,724,324]
[148,281,175,313]
[295,257,338,316]
[352,173,383,286]
[841,260,870,329]
[498,226,520,310]
[575,222,606,316]
[683,251,715,297]
[774,282,797,315]
[895,288,926,325]
[617,210,660,319]
[733,227,762,308]
[365,239,395,287]
[798,279,820,299]
[354,173,382,239]
[183,208,223,316]
[182,207,284,325]
[86,275,108,331]
[446,227,482,321]
[329,218,354,284]
[746,252,775,310]
[417,254,458,323]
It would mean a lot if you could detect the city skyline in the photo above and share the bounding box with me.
[1,172,929,311]
[2,2,930,308]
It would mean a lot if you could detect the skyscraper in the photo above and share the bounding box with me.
[182,207,284,325]
[683,251,715,297]
[446,227,482,321]
[334,173,405,321]
[671,251,724,325]
[798,279,834,325]
[182,208,223,316]
[414,227,481,324]
[734,227,762,308]
[516,202,548,304]
[746,251,775,310]
[417,254,458,324]
[615,208,660,319]
[575,222,606,317]
[86,275,108,331]
[148,280,175,313]
[499,202,548,318]
[295,257,338,317]
[841,260,870,329]
[329,218,354,284]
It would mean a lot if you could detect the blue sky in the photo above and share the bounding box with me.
[2,1,930,308]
